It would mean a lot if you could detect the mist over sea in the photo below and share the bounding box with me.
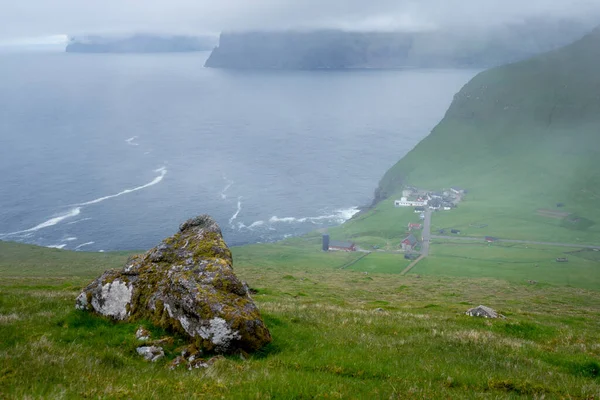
[0,52,476,251]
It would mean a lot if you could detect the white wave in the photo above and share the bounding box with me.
[220,178,234,200]
[1,167,168,239]
[125,136,139,146]
[0,208,81,237]
[47,244,67,249]
[229,197,242,226]
[67,218,92,225]
[269,216,298,223]
[248,220,265,229]
[64,237,77,242]
[75,241,95,250]
[76,167,167,206]
[268,207,360,226]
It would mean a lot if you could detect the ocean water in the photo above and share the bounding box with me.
[0,52,477,251]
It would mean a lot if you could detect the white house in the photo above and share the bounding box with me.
[394,197,428,207]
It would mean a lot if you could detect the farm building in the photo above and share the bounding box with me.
[414,206,426,213]
[451,229,461,234]
[485,236,498,243]
[408,223,422,230]
[328,240,357,252]
[402,234,418,251]
[395,197,428,207]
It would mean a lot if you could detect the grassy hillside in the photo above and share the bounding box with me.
[357,27,600,246]
[2,241,600,398]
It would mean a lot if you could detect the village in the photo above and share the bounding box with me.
[322,186,467,257]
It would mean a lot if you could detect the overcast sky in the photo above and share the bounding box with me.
[1,0,600,42]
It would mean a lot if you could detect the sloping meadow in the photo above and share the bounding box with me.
[1,241,600,398]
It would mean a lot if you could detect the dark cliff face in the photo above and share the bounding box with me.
[205,20,596,70]
[66,34,217,53]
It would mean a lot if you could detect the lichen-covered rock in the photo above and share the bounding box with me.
[466,305,499,318]
[136,346,164,362]
[136,326,151,341]
[76,215,272,354]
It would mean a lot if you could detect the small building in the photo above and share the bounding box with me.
[556,257,568,263]
[328,240,357,252]
[428,198,442,209]
[402,234,418,251]
[322,234,330,251]
[451,229,461,234]
[485,236,498,243]
[414,206,426,213]
[408,222,422,230]
[395,197,428,207]
[451,187,465,195]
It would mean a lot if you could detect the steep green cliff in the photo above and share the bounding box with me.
[377,26,600,201]
[334,26,600,246]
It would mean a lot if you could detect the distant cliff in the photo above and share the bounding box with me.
[66,34,217,53]
[205,20,595,69]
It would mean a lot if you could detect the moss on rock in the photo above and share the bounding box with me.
[76,215,272,354]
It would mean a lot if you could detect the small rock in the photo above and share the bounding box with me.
[466,305,500,319]
[135,326,151,341]
[374,308,384,312]
[180,344,202,359]
[188,358,209,370]
[168,356,187,370]
[136,346,165,362]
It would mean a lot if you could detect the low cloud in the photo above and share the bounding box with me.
[0,0,599,40]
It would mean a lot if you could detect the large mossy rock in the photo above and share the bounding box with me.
[76,215,272,353]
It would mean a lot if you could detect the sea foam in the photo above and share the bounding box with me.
[75,242,95,250]
[268,207,360,226]
[125,136,139,146]
[1,167,168,239]
[229,197,242,226]
[77,167,167,206]
[0,207,81,237]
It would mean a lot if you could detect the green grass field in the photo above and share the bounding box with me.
[2,240,600,398]
[412,241,600,289]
